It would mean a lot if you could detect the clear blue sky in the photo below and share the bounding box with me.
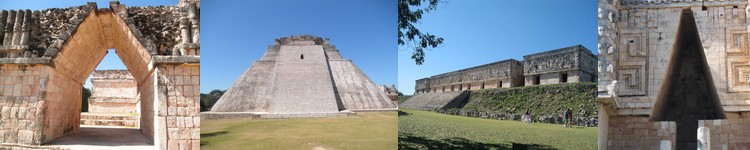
[398,0,598,94]
[0,1,177,88]
[200,0,397,93]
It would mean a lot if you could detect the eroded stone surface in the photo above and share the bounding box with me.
[210,35,397,115]
[598,0,750,149]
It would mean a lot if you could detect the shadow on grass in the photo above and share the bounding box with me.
[200,131,229,146]
[398,111,411,116]
[201,131,229,138]
[398,133,555,150]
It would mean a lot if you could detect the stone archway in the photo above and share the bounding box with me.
[0,1,200,149]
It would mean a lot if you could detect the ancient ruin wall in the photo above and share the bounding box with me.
[598,0,750,149]
[522,45,597,85]
[89,70,138,113]
[415,59,523,94]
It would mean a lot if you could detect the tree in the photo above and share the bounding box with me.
[81,87,91,112]
[399,0,445,65]
[200,89,226,111]
[397,91,404,96]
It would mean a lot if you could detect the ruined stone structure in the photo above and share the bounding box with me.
[598,0,750,149]
[0,1,200,149]
[88,70,138,113]
[404,45,597,112]
[414,59,524,94]
[380,84,398,101]
[413,45,596,95]
[523,45,597,86]
[206,35,396,119]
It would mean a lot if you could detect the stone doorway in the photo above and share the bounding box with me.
[649,9,726,150]
[0,1,200,149]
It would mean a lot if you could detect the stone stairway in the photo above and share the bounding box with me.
[80,113,139,127]
[400,91,470,110]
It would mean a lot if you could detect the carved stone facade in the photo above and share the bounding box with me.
[0,1,200,149]
[88,70,138,113]
[598,0,750,149]
[414,45,596,94]
[523,45,598,86]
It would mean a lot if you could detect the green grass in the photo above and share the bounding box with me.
[201,112,397,150]
[398,109,597,150]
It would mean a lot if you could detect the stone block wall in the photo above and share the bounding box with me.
[523,45,596,86]
[138,68,156,144]
[698,113,750,149]
[598,1,750,149]
[156,64,200,150]
[414,59,523,94]
[43,68,83,143]
[89,70,138,113]
[606,116,676,149]
[0,65,46,145]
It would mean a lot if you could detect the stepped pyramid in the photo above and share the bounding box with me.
[211,35,397,115]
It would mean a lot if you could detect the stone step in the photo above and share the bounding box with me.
[80,113,139,127]
[80,119,138,127]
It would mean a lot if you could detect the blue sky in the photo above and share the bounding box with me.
[200,0,396,93]
[398,0,598,94]
[0,1,177,89]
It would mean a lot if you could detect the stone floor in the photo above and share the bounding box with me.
[44,125,155,150]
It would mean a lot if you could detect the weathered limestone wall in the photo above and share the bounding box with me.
[211,35,396,114]
[606,116,676,149]
[329,59,397,110]
[523,45,597,86]
[598,0,750,149]
[138,68,156,144]
[156,64,200,150]
[269,44,339,113]
[0,65,47,145]
[43,68,84,143]
[89,70,138,113]
[698,112,750,149]
[0,0,200,148]
[415,59,523,94]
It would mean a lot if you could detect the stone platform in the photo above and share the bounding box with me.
[79,113,139,127]
[400,91,469,110]
[200,111,358,120]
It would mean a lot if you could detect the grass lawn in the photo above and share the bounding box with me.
[201,112,397,150]
[398,109,597,150]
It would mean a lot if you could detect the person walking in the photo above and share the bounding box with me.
[523,109,532,124]
[564,108,573,128]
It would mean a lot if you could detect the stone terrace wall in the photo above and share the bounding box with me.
[606,116,676,149]
[156,64,200,150]
[415,59,523,94]
[0,65,47,145]
[89,70,137,113]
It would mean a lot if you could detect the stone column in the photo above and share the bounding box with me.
[11,10,23,45]
[188,3,199,43]
[19,9,30,46]
[179,17,190,56]
[660,140,672,150]
[3,10,14,45]
[0,10,6,44]
[697,127,709,150]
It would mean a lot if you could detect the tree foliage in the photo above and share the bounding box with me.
[399,0,445,65]
[82,87,91,112]
[200,89,225,111]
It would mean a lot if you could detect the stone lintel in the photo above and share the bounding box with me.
[0,45,28,50]
[0,57,50,64]
[153,55,199,64]
[621,1,746,9]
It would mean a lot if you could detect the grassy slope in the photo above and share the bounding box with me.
[201,112,398,150]
[398,95,412,104]
[398,109,597,150]
[459,82,597,118]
